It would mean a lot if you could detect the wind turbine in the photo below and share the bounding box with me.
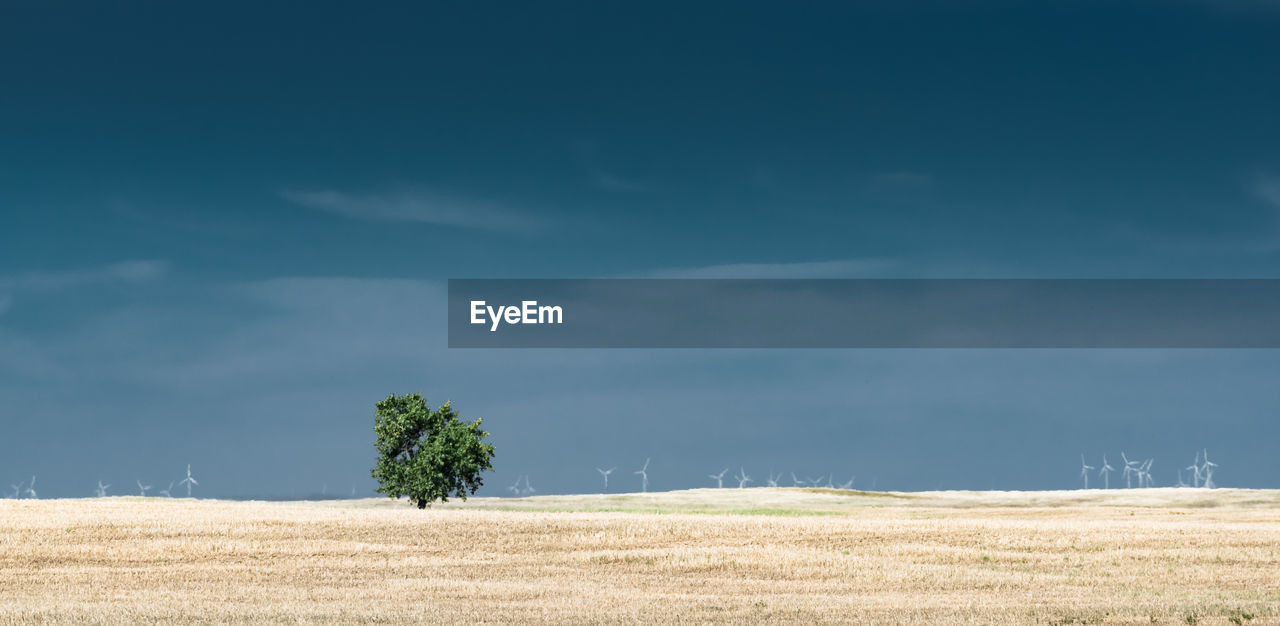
[790,472,803,487]
[1186,451,1203,488]
[25,476,37,499]
[1121,453,1140,488]
[520,475,536,496]
[158,482,174,498]
[1202,449,1218,489]
[596,467,615,492]
[765,471,781,488]
[837,475,855,490]
[8,481,21,499]
[507,476,523,496]
[1079,455,1095,489]
[1138,459,1154,488]
[94,480,110,497]
[634,458,650,492]
[177,464,198,497]
[708,468,728,488]
[1098,455,1114,490]
[1175,469,1188,488]
[734,466,752,489]
[807,476,823,488]
[137,480,151,497]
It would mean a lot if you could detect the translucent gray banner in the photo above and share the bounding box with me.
[448,279,1280,348]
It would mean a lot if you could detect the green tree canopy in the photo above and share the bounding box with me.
[371,393,496,509]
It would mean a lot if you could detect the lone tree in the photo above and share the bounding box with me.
[371,393,496,509]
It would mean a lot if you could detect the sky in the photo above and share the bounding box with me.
[1,1,1279,498]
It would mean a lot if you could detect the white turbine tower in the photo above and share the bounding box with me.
[158,482,174,498]
[709,468,728,488]
[520,475,536,496]
[1138,459,1154,488]
[790,472,803,487]
[596,467,615,492]
[1098,455,1114,490]
[94,480,110,497]
[507,476,523,496]
[1079,455,1095,489]
[177,464,198,497]
[634,458,650,492]
[734,466,752,489]
[1202,449,1218,489]
[8,481,22,499]
[837,475,855,490]
[25,476,37,499]
[766,471,781,488]
[137,480,151,497]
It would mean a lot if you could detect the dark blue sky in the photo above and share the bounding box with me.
[2,1,1278,498]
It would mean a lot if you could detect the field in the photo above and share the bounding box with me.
[2,488,1279,624]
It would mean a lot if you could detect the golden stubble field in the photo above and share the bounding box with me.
[2,489,1278,624]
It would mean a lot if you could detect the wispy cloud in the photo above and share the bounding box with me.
[0,259,168,292]
[1112,175,1280,259]
[873,171,934,188]
[590,170,650,192]
[642,258,897,279]
[1255,176,1280,211]
[0,260,168,319]
[574,141,653,192]
[281,188,541,233]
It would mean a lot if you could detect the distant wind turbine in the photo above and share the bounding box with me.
[790,472,803,487]
[520,475,536,496]
[596,467,615,492]
[837,475,855,490]
[94,480,110,497]
[734,467,752,489]
[1079,455,1095,489]
[1201,449,1218,489]
[177,464,198,497]
[8,481,21,499]
[1186,450,1203,488]
[507,476,523,496]
[1121,453,1141,488]
[158,482,174,498]
[634,458,650,492]
[709,468,728,488]
[1097,455,1114,490]
[25,476,37,499]
[137,480,151,497]
[766,471,781,488]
